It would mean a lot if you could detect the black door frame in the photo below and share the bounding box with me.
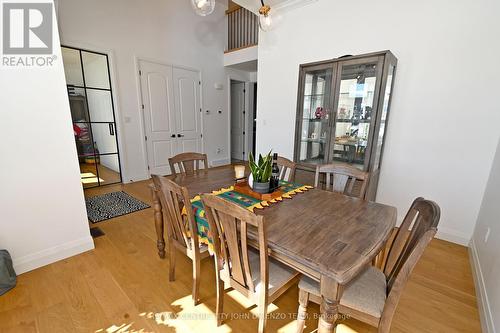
[62,45,123,188]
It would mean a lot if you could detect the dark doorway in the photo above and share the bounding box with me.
[252,82,257,157]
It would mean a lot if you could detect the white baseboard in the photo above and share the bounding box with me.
[13,236,95,274]
[469,238,496,333]
[211,158,231,167]
[435,227,470,246]
[123,172,150,183]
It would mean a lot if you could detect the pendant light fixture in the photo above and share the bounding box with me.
[191,0,215,16]
[258,0,272,31]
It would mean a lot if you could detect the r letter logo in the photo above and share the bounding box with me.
[3,3,52,54]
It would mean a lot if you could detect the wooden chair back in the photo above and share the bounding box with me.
[201,194,268,297]
[151,175,199,251]
[276,156,296,182]
[169,152,208,175]
[379,197,440,331]
[314,163,369,198]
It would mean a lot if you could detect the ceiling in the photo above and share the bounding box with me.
[232,0,317,14]
[227,59,258,72]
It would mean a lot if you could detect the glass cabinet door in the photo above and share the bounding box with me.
[372,63,395,170]
[296,66,334,165]
[330,58,383,169]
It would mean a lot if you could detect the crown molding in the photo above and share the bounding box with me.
[233,0,318,14]
[273,0,318,12]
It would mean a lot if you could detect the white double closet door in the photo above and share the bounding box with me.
[139,60,203,175]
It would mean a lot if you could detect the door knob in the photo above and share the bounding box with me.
[177,134,184,137]
[171,134,176,138]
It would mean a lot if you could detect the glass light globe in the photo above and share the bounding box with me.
[259,12,273,31]
[191,0,215,16]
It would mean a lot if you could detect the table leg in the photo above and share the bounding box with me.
[318,276,341,333]
[151,187,166,259]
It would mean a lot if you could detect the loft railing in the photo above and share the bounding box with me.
[226,5,258,53]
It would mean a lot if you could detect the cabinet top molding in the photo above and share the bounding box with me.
[299,50,397,69]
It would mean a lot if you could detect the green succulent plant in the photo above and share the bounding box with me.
[248,151,272,183]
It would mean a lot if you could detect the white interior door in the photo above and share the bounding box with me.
[231,81,245,160]
[173,67,202,154]
[139,60,176,175]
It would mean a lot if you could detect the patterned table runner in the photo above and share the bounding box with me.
[188,180,313,253]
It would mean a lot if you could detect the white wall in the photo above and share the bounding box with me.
[224,45,258,67]
[256,0,500,244]
[57,0,231,181]
[470,137,500,333]
[0,1,94,274]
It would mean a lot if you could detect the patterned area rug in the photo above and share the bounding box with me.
[85,191,150,223]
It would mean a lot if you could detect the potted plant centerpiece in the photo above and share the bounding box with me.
[248,151,272,194]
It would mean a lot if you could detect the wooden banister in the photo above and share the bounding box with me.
[226,6,258,52]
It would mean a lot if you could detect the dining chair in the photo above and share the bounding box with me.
[314,163,369,199]
[151,175,210,305]
[168,152,209,176]
[276,156,297,182]
[201,194,300,333]
[295,197,440,333]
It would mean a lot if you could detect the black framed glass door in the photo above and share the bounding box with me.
[61,46,122,188]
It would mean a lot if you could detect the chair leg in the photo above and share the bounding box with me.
[258,302,268,333]
[215,274,224,326]
[168,242,176,282]
[296,289,309,333]
[192,257,201,305]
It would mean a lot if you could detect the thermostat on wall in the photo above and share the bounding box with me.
[214,83,223,90]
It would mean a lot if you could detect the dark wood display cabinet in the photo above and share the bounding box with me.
[293,51,397,200]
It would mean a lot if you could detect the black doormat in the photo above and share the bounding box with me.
[85,191,150,223]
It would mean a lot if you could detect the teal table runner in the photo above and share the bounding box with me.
[187,180,313,253]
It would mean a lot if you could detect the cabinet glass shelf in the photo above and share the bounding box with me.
[336,119,371,123]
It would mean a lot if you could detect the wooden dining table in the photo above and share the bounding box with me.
[150,165,397,333]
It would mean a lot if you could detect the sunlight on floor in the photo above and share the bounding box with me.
[226,289,279,315]
[95,322,153,333]
[136,293,285,332]
[139,310,196,332]
[81,172,104,184]
[276,320,360,333]
[335,323,360,333]
[81,172,97,178]
[277,320,299,332]
[138,295,232,332]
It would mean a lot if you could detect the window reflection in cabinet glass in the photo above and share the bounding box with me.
[299,68,332,164]
[373,65,395,169]
[332,62,378,168]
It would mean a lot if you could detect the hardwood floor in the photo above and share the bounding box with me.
[0,180,481,332]
[80,162,121,189]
